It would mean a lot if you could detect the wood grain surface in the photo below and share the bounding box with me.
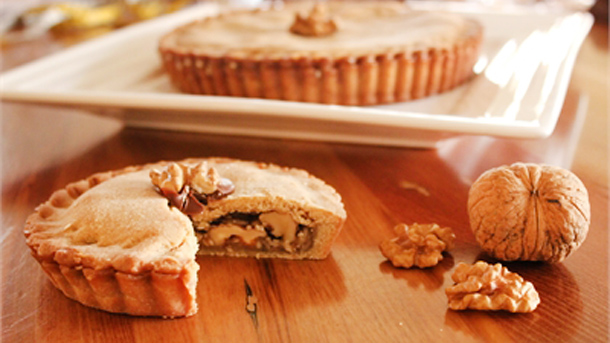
[1,12,608,343]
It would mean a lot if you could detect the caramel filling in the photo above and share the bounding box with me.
[197,212,314,253]
[208,224,267,246]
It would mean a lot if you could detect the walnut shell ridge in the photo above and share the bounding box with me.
[467,163,590,263]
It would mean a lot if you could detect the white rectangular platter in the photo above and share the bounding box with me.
[0,2,594,147]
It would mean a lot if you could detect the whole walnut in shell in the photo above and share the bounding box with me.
[468,163,590,263]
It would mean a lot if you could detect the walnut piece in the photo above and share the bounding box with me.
[379,223,455,268]
[445,261,540,313]
[468,163,590,263]
[190,161,221,194]
[150,162,234,215]
[290,3,337,37]
[150,162,185,194]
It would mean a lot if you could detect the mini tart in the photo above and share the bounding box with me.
[159,1,483,105]
[24,158,346,317]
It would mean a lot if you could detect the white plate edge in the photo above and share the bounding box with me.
[0,3,594,140]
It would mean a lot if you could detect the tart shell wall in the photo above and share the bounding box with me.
[36,258,199,317]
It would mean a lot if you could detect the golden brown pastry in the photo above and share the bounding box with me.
[24,158,346,317]
[159,1,483,105]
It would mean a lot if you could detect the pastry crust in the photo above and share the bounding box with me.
[24,158,346,317]
[159,2,483,105]
[25,163,200,317]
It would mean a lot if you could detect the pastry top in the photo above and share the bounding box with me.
[25,158,346,272]
[25,168,198,274]
[159,1,482,59]
[194,158,347,223]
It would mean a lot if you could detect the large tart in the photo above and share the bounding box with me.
[159,1,483,105]
[24,158,346,317]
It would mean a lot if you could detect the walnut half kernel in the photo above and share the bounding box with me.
[290,3,338,37]
[379,223,455,269]
[150,162,235,215]
[445,261,540,313]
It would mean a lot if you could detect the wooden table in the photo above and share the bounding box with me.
[1,14,608,343]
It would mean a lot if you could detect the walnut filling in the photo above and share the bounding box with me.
[196,212,315,254]
[150,163,316,254]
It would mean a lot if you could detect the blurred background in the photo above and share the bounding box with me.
[1,0,607,48]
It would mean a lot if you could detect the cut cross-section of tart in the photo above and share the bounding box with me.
[24,158,347,317]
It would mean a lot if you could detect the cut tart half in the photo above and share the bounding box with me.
[24,158,346,317]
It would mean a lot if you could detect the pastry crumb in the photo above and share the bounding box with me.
[399,181,430,197]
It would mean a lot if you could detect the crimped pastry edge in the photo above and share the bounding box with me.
[37,258,199,317]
